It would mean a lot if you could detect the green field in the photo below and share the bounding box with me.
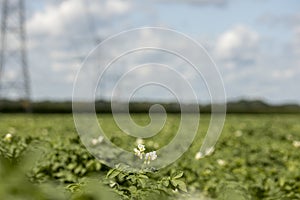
[1,114,300,199]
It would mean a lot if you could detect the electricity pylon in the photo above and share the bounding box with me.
[0,0,31,111]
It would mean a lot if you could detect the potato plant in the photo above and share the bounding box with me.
[0,114,300,199]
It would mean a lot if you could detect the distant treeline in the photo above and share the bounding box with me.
[0,99,300,114]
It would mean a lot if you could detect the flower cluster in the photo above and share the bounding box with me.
[134,144,145,159]
[134,144,157,164]
[91,136,104,146]
[144,151,157,165]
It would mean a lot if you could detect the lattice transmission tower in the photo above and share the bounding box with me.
[0,0,31,110]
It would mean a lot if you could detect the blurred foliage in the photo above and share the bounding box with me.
[0,146,118,200]
[1,99,300,113]
[0,114,300,199]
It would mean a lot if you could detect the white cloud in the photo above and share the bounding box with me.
[211,23,300,103]
[27,0,132,36]
[51,60,79,72]
[24,0,133,100]
[214,25,259,68]
[156,0,228,7]
[105,0,131,14]
[271,69,294,79]
[4,0,297,103]
[2,69,17,81]
[72,27,217,103]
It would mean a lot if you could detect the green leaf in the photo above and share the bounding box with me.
[128,186,137,193]
[85,160,94,169]
[138,174,149,179]
[172,171,184,179]
[170,179,178,187]
[95,162,101,171]
[118,172,127,181]
[107,169,121,179]
[176,180,187,192]
[170,179,187,192]
[67,163,77,170]
[74,166,82,174]
[162,179,170,187]
[126,175,137,183]
[137,178,147,188]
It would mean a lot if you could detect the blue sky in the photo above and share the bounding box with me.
[1,0,299,104]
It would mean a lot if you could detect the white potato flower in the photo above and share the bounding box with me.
[293,140,300,148]
[133,144,157,165]
[217,159,226,166]
[134,148,143,159]
[204,147,215,156]
[91,136,104,146]
[195,147,215,160]
[138,144,145,152]
[97,136,104,143]
[234,130,243,137]
[149,151,157,160]
[4,133,13,142]
[134,144,157,164]
[144,153,151,165]
[91,139,98,145]
[195,152,204,160]
[144,151,157,164]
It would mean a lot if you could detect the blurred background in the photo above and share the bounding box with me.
[0,0,299,112]
[1,2,300,199]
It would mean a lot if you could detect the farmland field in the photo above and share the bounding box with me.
[1,114,300,199]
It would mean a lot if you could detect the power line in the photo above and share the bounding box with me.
[0,0,31,111]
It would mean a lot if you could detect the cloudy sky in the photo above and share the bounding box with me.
[1,0,300,104]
